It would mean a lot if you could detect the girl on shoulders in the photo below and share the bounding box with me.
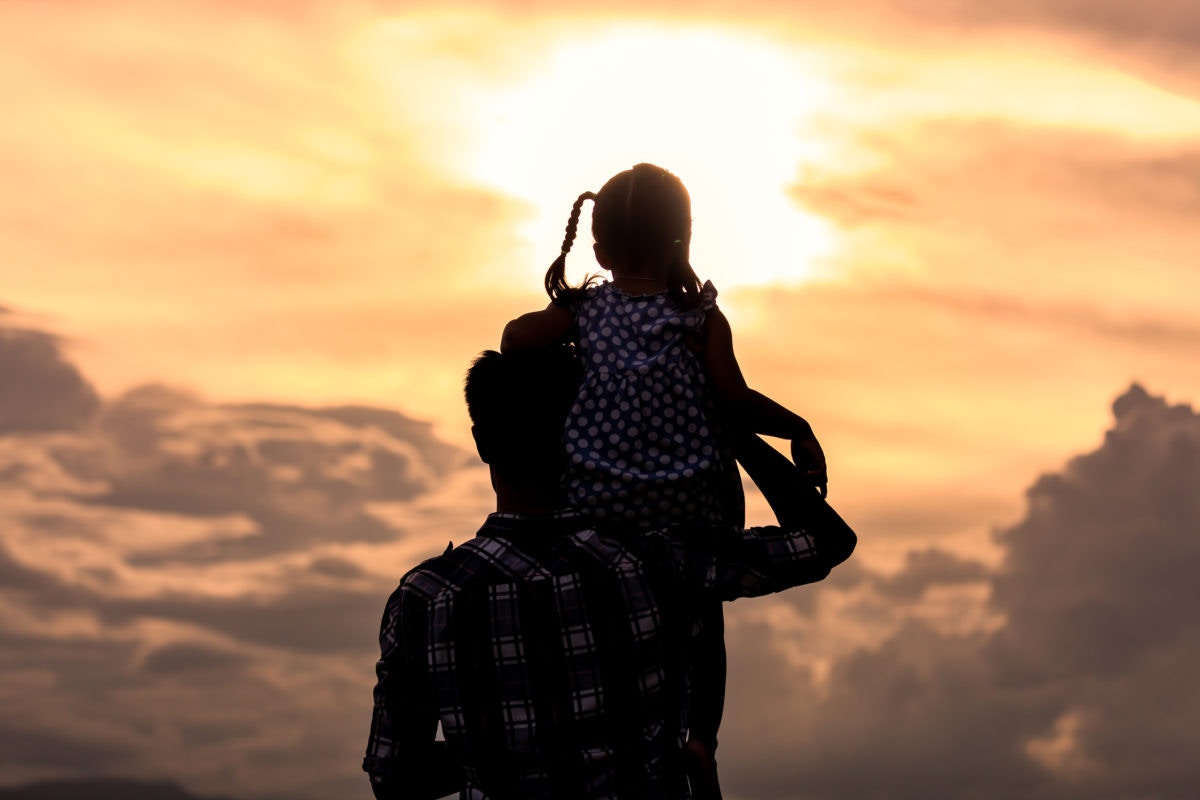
[502,162,826,526]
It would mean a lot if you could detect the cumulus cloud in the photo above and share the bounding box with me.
[0,315,484,798]
[4,313,1199,800]
[873,547,990,600]
[81,385,467,558]
[0,318,100,434]
[720,384,1200,800]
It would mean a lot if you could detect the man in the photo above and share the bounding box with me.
[363,349,856,799]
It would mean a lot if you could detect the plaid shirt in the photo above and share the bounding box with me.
[364,508,840,800]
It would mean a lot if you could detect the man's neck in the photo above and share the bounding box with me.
[491,470,563,516]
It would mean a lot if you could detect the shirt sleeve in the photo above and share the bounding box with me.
[659,494,855,601]
[710,523,826,600]
[363,586,457,800]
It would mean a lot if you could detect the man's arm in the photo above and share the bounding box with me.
[736,434,854,567]
[364,587,460,800]
[676,433,855,600]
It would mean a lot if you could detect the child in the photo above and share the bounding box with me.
[501,163,826,796]
[502,163,827,507]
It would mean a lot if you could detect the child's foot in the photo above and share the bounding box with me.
[684,738,723,800]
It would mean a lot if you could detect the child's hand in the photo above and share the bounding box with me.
[791,433,828,498]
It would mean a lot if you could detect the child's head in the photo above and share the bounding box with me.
[593,163,691,266]
[545,163,704,308]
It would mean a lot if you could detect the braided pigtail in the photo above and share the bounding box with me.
[666,256,705,310]
[544,191,598,307]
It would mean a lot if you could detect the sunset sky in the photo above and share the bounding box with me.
[2,1,1199,799]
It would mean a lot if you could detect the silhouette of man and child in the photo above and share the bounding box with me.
[364,163,857,799]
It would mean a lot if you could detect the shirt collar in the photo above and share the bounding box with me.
[479,509,587,539]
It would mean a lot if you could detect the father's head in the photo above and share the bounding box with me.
[465,348,581,489]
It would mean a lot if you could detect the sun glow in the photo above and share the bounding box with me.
[465,25,843,291]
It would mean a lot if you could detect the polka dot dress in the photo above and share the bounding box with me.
[564,280,743,528]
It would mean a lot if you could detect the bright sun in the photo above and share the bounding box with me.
[465,25,841,291]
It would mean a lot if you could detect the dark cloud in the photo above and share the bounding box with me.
[309,555,366,578]
[56,379,474,563]
[0,314,477,799]
[874,546,990,600]
[94,387,437,512]
[7,314,1198,799]
[0,778,237,800]
[990,383,1200,679]
[0,726,134,775]
[0,632,148,778]
[104,584,384,654]
[0,541,65,596]
[283,405,465,473]
[0,319,100,434]
[0,313,470,638]
[140,643,253,677]
[721,384,1200,799]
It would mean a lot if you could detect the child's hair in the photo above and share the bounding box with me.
[544,163,705,309]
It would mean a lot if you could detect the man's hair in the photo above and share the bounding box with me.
[464,348,581,481]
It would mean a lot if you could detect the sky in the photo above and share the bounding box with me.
[2,0,1199,798]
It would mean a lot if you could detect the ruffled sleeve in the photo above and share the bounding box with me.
[551,280,604,312]
[698,280,718,312]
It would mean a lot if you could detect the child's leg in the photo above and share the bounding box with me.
[686,598,726,799]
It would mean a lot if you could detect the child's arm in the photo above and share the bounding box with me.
[703,307,828,494]
[500,303,574,353]
[703,307,811,437]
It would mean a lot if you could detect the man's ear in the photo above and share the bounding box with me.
[471,424,493,465]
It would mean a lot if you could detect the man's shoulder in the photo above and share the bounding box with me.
[392,514,587,592]
[395,536,509,599]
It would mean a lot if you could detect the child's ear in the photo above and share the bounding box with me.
[593,242,613,269]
